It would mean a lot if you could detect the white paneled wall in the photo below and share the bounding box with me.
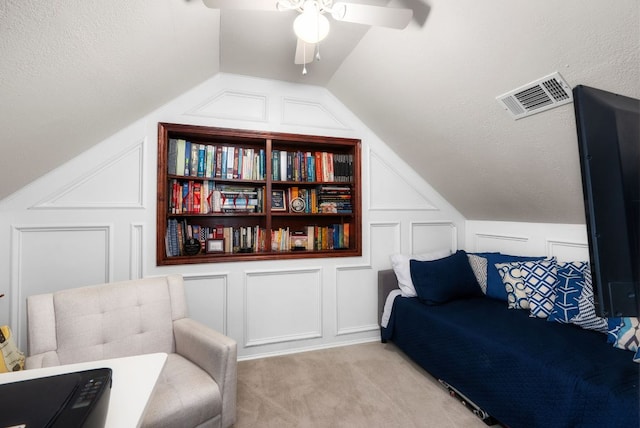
[466,220,589,262]
[0,73,587,359]
[0,74,464,357]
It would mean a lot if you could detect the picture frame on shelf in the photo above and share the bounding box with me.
[290,232,308,250]
[271,189,287,211]
[206,239,225,253]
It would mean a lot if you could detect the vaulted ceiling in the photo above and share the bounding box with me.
[1,0,638,223]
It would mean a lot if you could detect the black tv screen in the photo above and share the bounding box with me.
[573,85,640,317]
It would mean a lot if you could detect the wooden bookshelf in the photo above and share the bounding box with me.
[156,123,361,265]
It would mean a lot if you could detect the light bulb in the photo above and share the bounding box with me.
[293,1,330,44]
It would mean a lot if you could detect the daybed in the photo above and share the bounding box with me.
[378,250,639,428]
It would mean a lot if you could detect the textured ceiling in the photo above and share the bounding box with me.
[0,0,220,202]
[1,0,638,224]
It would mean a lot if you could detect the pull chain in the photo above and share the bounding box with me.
[302,42,308,75]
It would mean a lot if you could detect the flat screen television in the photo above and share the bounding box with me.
[573,85,640,317]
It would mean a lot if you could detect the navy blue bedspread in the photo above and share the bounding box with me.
[382,296,639,428]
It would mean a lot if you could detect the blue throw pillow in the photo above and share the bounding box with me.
[608,317,625,344]
[410,250,483,305]
[484,253,546,301]
[548,262,588,323]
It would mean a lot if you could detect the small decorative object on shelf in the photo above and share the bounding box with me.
[206,239,224,253]
[290,197,306,213]
[156,123,361,264]
[183,238,201,256]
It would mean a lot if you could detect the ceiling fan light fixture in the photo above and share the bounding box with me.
[293,1,330,44]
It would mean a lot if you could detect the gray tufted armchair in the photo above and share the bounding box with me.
[25,274,236,428]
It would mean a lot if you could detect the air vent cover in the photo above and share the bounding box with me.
[497,72,573,119]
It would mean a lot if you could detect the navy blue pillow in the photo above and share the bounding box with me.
[484,253,546,301]
[410,250,483,305]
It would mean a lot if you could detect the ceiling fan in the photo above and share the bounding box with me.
[202,0,413,73]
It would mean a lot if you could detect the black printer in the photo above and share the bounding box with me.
[0,367,112,428]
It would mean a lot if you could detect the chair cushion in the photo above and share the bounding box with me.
[53,279,175,364]
[142,353,222,428]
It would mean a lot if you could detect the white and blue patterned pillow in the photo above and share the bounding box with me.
[467,254,489,294]
[520,259,557,318]
[547,262,589,323]
[570,268,608,333]
[495,261,530,309]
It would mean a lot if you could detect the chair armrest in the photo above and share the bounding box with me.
[25,351,61,369]
[173,318,237,428]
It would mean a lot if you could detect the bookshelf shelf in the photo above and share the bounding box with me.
[156,123,361,265]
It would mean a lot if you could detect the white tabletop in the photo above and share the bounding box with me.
[0,352,167,428]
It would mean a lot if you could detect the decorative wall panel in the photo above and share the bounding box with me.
[11,225,111,349]
[129,223,144,280]
[369,150,437,211]
[244,268,322,347]
[474,233,529,254]
[33,142,144,209]
[546,239,589,262]
[184,274,228,335]
[187,90,268,122]
[281,98,347,129]
[411,221,457,254]
[336,223,399,335]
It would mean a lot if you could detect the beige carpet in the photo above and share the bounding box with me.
[234,341,490,428]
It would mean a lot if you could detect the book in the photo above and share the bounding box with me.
[168,139,178,175]
[201,181,209,213]
[315,152,322,182]
[280,150,287,182]
[272,150,280,181]
[182,182,190,213]
[223,227,232,253]
[190,143,200,177]
[197,145,206,177]
[205,145,215,178]
[259,149,265,180]
[233,147,240,179]
[184,141,191,176]
[306,225,315,250]
[215,145,223,178]
[226,146,235,179]
[220,146,228,178]
[193,182,202,213]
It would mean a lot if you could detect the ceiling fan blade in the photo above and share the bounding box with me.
[294,39,316,64]
[331,2,413,29]
[202,0,280,11]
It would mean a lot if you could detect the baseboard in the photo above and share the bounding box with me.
[237,337,380,362]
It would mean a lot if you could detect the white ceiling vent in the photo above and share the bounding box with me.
[496,72,573,120]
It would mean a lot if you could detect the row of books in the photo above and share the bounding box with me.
[169,180,264,214]
[168,139,267,181]
[166,219,267,256]
[166,220,350,256]
[271,150,353,182]
[317,185,352,214]
[271,224,350,251]
[285,185,352,214]
[169,180,351,215]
